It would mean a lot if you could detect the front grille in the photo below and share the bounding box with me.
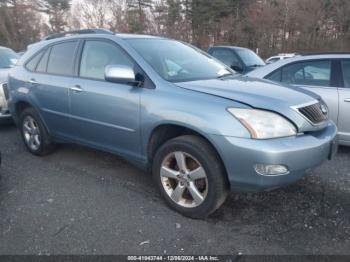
[298,102,328,124]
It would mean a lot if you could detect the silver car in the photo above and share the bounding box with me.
[247,54,350,146]
[0,46,18,121]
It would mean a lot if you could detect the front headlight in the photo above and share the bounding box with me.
[228,108,297,139]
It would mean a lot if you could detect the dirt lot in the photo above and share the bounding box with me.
[0,124,349,255]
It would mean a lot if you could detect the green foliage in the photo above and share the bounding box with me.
[126,0,153,33]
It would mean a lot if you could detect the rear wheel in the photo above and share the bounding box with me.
[153,135,229,219]
[20,107,55,156]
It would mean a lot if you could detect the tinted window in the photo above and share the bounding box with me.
[26,51,43,71]
[0,48,18,68]
[36,48,50,73]
[281,60,331,87]
[211,49,240,67]
[341,60,350,88]
[235,49,265,66]
[80,41,134,80]
[47,41,77,76]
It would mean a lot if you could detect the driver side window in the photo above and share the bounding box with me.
[80,40,134,80]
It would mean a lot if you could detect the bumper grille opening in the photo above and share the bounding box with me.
[298,102,328,124]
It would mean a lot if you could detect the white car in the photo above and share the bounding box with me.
[265,53,298,64]
[0,46,18,122]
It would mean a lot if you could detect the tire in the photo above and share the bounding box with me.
[19,107,55,156]
[152,135,229,219]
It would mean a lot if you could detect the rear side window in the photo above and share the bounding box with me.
[47,41,78,76]
[341,60,350,88]
[280,60,331,87]
[79,40,133,80]
[26,51,44,71]
[36,48,51,73]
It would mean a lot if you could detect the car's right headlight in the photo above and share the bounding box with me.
[228,108,297,139]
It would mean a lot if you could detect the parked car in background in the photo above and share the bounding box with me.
[0,47,18,122]
[247,53,350,146]
[17,51,26,57]
[8,30,337,218]
[208,46,265,74]
[265,53,299,64]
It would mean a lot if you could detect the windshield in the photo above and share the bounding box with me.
[126,39,232,82]
[0,48,18,69]
[236,49,265,67]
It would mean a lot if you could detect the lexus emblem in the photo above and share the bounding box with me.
[320,104,328,115]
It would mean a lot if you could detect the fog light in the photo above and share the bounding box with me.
[254,164,289,176]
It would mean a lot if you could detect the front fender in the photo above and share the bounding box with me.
[140,86,251,157]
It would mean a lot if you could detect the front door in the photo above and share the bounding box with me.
[69,40,142,158]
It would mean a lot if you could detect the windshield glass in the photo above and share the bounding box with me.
[236,49,265,67]
[126,39,232,82]
[0,48,18,69]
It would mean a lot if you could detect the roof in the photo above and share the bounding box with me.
[115,33,165,39]
[209,46,251,51]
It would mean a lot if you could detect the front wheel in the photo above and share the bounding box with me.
[152,135,229,219]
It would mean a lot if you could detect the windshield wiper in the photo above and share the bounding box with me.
[249,64,264,67]
[217,73,234,79]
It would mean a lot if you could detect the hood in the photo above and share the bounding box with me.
[0,68,10,83]
[175,76,322,132]
[176,76,318,108]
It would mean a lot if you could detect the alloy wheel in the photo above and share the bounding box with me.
[160,151,208,208]
[23,115,41,151]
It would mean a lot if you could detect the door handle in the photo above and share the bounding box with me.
[28,79,38,85]
[70,85,83,93]
[344,98,350,102]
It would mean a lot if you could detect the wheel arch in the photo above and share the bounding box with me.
[12,100,35,124]
[146,123,230,186]
[13,100,51,135]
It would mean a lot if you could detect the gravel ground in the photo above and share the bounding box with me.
[0,124,349,255]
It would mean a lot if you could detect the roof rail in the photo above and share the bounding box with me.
[301,52,350,56]
[42,29,114,41]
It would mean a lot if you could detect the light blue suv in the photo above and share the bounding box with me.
[8,29,338,218]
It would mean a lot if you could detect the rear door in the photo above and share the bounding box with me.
[338,60,350,144]
[266,60,339,125]
[26,41,78,138]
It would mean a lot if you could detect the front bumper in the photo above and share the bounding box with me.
[0,108,11,122]
[210,122,338,192]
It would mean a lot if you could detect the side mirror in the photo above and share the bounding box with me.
[105,64,140,86]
